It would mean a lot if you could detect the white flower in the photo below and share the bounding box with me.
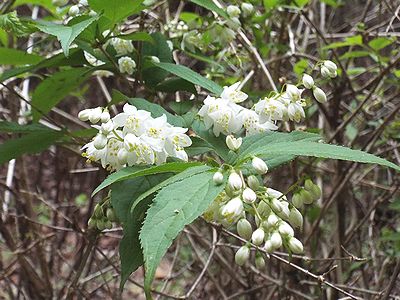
[124,133,155,165]
[220,82,248,103]
[227,5,241,18]
[252,157,268,174]
[113,103,151,135]
[302,74,314,89]
[118,56,136,75]
[313,87,327,103]
[252,228,265,246]
[254,97,286,122]
[235,246,250,266]
[242,187,257,204]
[164,125,192,161]
[239,108,278,136]
[228,172,243,190]
[111,38,134,55]
[286,84,302,101]
[100,120,114,134]
[287,102,305,122]
[226,135,242,151]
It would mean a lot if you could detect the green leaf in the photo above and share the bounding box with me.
[128,98,186,127]
[0,48,42,65]
[189,0,229,18]
[154,62,223,95]
[339,50,370,60]
[92,161,201,196]
[156,77,197,94]
[264,0,280,8]
[323,35,363,50]
[0,130,64,165]
[368,37,395,51]
[117,32,154,43]
[35,15,98,56]
[237,138,400,172]
[88,0,144,24]
[31,67,92,122]
[0,121,51,133]
[140,171,225,297]
[192,119,231,161]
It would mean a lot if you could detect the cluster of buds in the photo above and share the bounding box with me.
[320,60,338,78]
[88,198,118,231]
[205,147,321,267]
[163,20,189,38]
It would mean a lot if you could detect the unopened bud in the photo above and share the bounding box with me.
[288,237,304,254]
[264,240,274,253]
[117,148,128,165]
[100,110,110,123]
[270,198,282,213]
[237,218,252,240]
[227,5,241,18]
[300,189,314,205]
[106,208,117,222]
[292,192,304,209]
[320,66,331,78]
[213,171,224,185]
[251,228,265,246]
[252,157,268,174]
[289,207,303,228]
[255,254,266,269]
[68,4,80,16]
[221,197,243,219]
[235,245,250,266]
[94,134,108,150]
[78,109,91,121]
[241,3,254,17]
[89,107,102,123]
[302,74,314,89]
[242,187,257,204]
[101,120,114,134]
[278,222,294,237]
[247,175,260,191]
[267,214,279,227]
[270,232,282,249]
[88,218,97,229]
[228,172,243,190]
[313,87,327,103]
[323,60,337,73]
[257,201,271,217]
[226,135,242,151]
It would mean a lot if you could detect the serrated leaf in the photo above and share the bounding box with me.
[0,130,65,165]
[189,0,229,18]
[88,0,144,24]
[36,16,98,56]
[140,171,225,297]
[92,161,201,196]
[154,62,223,95]
[237,139,400,172]
[0,48,42,65]
[31,67,92,122]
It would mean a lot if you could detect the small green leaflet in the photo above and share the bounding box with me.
[88,0,144,24]
[140,171,226,298]
[154,62,223,95]
[0,48,42,65]
[35,15,98,56]
[189,0,229,18]
[92,161,202,196]
[31,67,92,122]
[0,130,65,165]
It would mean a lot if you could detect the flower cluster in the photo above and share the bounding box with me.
[78,104,192,171]
[163,20,189,38]
[204,157,321,267]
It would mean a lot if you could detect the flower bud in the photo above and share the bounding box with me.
[105,220,113,229]
[227,5,241,18]
[237,218,252,240]
[213,171,224,185]
[88,217,97,229]
[252,157,268,174]
[267,214,279,227]
[300,189,314,205]
[117,148,128,165]
[251,228,265,246]
[255,254,266,269]
[270,232,282,249]
[94,203,103,218]
[257,201,271,217]
[292,192,303,209]
[52,0,68,6]
[101,120,114,134]
[89,107,102,124]
[302,74,314,89]
[289,207,303,228]
[228,172,243,190]
[96,219,106,231]
[221,197,243,219]
[304,178,314,191]
[94,134,108,150]
[78,109,91,121]
[264,240,274,253]
[277,201,290,220]
[304,179,321,199]
[323,60,337,73]
[241,3,254,17]
[235,245,250,266]
[68,4,80,16]
[150,56,160,63]
[286,84,301,101]
[320,66,331,78]
[100,110,110,123]
[313,87,327,103]
[242,187,257,204]
[247,175,260,191]
[278,222,294,237]
[270,198,282,213]
[226,135,242,151]
[288,237,304,254]
[106,208,117,222]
